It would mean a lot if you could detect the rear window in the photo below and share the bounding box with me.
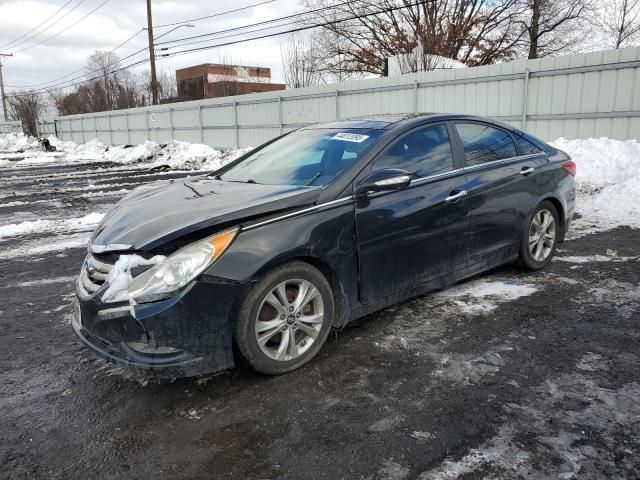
[455,123,517,166]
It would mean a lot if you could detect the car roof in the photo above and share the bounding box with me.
[302,113,518,132]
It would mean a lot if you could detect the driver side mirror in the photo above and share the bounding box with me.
[355,168,412,196]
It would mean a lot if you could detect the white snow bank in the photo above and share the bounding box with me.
[0,132,40,152]
[0,133,247,171]
[0,212,104,239]
[53,137,235,171]
[550,137,640,232]
[102,254,166,303]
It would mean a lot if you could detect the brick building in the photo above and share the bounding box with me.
[173,63,286,102]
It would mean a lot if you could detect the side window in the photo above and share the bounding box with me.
[455,123,517,166]
[516,136,543,155]
[373,124,454,178]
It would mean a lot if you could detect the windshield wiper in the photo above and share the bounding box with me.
[225,179,261,184]
[306,172,322,186]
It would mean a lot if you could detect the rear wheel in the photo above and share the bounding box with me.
[519,200,559,270]
[234,261,334,375]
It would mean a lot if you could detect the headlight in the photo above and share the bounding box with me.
[128,227,238,301]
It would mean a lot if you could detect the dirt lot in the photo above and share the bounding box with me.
[1,157,639,480]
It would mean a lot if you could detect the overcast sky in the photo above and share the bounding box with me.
[0,0,301,92]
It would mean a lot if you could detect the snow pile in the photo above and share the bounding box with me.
[0,212,104,239]
[101,254,166,303]
[551,137,640,231]
[51,137,237,170]
[0,133,247,171]
[0,132,40,152]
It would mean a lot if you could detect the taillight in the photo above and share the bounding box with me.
[562,161,576,177]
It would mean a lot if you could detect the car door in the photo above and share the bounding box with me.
[354,122,470,304]
[452,121,549,266]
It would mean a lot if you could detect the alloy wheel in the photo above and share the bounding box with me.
[254,279,325,361]
[528,209,556,262]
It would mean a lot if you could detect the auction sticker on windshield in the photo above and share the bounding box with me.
[331,132,370,143]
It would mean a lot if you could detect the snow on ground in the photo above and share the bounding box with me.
[0,233,91,260]
[550,137,640,234]
[0,212,104,240]
[435,279,538,315]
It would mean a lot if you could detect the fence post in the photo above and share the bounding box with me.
[335,90,339,120]
[233,100,239,148]
[278,96,283,135]
[145,110,150,142]
[125,112,131,144]
[94,116,98,142]
[169,107,174,141]
[198,105,204,143]
[107,114,113,145]
[521,68,530,130]
[413,79,418,113]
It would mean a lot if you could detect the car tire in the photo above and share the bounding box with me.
[519,200,560,270]
[234,261,334,375]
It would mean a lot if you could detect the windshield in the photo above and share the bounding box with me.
[219,128,384,187]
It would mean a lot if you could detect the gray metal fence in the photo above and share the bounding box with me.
[40,46,640,147]
[0,121,23,134]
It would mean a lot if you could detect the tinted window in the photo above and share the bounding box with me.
[374,124,454,178]
[455,123,517,166]
[516,136,543,155]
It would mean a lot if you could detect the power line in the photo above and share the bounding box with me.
[6,2,273,89]
[10,0,428,97]
[11,29,146,89]
[155,0,355,47]
[16,0,112,53]
[164,0,413,57]
[0,0,76,50]
[2,0,89,52]
[153,0,275,29]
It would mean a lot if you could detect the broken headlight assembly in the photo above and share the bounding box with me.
[128,227,238,302]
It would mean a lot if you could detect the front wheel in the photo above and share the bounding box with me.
[519,200,560,270]
[234,261,334,375]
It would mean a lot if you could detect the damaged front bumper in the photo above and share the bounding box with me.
[73,277,250,379]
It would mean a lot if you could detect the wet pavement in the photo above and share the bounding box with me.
[1,158,639,479]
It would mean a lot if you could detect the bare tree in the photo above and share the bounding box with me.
[302,0,525,78]
[85,50,122,110]
[515,0,594,59]
[598,0,640,48]
[139,70,177,104]
[281,33,324,88]
[7,90,45,137]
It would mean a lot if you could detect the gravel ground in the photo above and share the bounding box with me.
[1,157,639,480]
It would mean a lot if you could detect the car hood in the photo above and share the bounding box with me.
[91,176,321,250]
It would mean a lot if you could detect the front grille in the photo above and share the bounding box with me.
[78,254,114,296]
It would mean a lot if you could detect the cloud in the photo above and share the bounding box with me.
[0,0,300,90]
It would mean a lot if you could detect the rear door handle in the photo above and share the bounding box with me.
[520,167,535,175]
[445,190,468,202]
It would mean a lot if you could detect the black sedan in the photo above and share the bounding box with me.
[73,113,576,378]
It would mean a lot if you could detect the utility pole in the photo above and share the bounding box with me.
[146,0,158,105]
[0,53,12,122]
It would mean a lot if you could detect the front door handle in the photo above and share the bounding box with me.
[520,166,535,175]
[445,190,468,203]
